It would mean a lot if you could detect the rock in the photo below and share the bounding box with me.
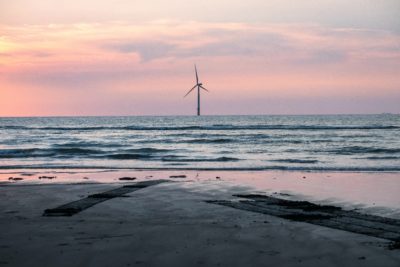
[169,175,187,178]
[8,177,23,181]
[118,177,136,181]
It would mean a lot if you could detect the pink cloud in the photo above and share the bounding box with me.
[1,21,399,116]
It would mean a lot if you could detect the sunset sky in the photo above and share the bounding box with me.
[1,0,399,116]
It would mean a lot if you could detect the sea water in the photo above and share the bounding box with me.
[0,114,399,171]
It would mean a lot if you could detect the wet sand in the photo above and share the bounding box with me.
[1,173,400,267]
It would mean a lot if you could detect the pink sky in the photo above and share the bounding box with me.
[1,1,400,116]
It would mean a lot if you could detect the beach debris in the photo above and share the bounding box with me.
[8,177,23,181]
[20,173,35,176]
[216,176,221,180]
[83,177,89,180]
[118,177,136,181]
[43,180,168,216]
[207,194,400,245]
[39,176,56,179]
[302,176,306,179]
[169,175,187,178]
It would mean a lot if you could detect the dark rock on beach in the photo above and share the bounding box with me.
[8,177,24,181]
[118,177,137,181]
[169,175,187,178]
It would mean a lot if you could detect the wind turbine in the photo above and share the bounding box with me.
[184,64,209,116]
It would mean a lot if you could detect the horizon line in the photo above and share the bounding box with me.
[0,113,398,119]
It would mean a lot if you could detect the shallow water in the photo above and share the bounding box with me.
[0,114,399,171]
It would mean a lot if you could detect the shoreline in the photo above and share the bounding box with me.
[2,169,400,219]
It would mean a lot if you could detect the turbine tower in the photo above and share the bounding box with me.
[184,64,209,116]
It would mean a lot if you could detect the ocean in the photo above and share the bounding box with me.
[0,114,399,171]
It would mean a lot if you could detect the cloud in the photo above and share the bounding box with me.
[294,49,347,65]
[1,21,400,115]
[106,41,177,62]
[98,22,355,64]
[1,1,399,33]
[3,21,399,63]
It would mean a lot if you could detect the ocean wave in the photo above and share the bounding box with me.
[269,159,319,164]
[1,124,398,131]
[52,141,122,148]
[135,137,331,145]
[124,148,174,153]
[309,139,336,143]
[52,148,103,155]
[184,138,234,144]
[264,140,304,144]
[162,156,240,162]
[364,156,400,160]
[0,146,177,159]
[106,153,154,160]
[1,116,398,174]
[328,146,400,155]
[136,138,236,145]
[0,148,103,158]
[0,148,44,158]
[105,148,174,159]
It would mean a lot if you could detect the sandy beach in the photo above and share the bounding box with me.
[2,0,399,264]
[1,170,399,267]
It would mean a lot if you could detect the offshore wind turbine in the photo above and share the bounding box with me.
[184,64,209,116]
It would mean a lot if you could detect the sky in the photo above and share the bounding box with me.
[0,0,399,116]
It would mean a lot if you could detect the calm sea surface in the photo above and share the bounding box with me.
[0,115,399,171]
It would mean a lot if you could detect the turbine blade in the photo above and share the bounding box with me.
[184,85,197,97]
[195,64,199,84]
[200,85,209,92]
